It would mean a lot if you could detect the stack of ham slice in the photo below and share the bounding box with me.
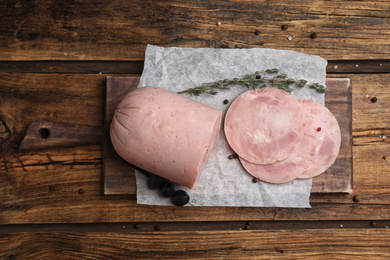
[224,87,341,184]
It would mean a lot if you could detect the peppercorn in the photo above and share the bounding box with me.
[254,30,261,35]
[172,190,190,206]
[256,75,261,79]
[310,33,317,39]
[252,177,259,183]
[154,225,161,231]
[371,97,378,103]
[281,24,288,30]
[223,99,229,104]
[228,153,238,160]
[160,182,175,197]
[147,174,166,190]
[353,194,361,202]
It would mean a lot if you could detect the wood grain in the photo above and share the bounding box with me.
[1,230,390,259]
[0,73,389,225]
[104,76,139,194]
[18,121,102,152]
[1,1,389,61]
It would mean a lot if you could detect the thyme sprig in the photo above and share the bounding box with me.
[177,69,326,96]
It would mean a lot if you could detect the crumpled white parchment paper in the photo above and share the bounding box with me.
[135,45,327,208]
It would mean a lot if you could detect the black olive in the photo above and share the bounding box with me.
[147,174,166,190]
[160,182,175,197]
[171,190,190,206]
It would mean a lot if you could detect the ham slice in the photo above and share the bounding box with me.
[239,113,316,184]
[298,99,341,178]
[110,86,222,189]
[224,87,305,165]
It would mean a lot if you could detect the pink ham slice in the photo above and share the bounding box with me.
[239,112,316,184]
[298,99,341,178]
[110,86,222,189]
[224,87,305,165]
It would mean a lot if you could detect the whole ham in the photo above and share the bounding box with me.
[110,86,222,189]
[224,87,305,165]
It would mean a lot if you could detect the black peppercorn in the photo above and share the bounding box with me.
[154,225,161,231]
[256,75,261,79]
[371,97,378,103]
[171,190,190,206]
[147,174,166,190]
[252,177,259,183]
[281,24,288,30]
[160,182,175,197]
[254,30,261,35]
[223,99,229,104]
[310,33,317,39]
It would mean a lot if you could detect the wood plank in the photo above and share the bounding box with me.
[104,76,139,194]
[1,230,390,259]
[1,73,389,224]
[313,78,352,193]
[1,60,390,74]
[350,74,390,205]
[0,73,105,156]
[102,77,352,194]
[1,1,389,61]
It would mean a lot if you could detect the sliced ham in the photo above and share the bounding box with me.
[298,99,341,179]
[239,113,316,183]
[224,87,305,165]
[110,86,222,189]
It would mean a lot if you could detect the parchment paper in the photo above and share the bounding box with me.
[136,45,327,208]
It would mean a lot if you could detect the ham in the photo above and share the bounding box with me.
[239,113,316,183]
[298,99,341,178]
[224,87,305,165]
[110,86,222,189]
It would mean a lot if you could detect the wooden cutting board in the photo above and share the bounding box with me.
[103,76,353,195]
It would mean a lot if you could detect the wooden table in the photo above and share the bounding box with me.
[1,1,389,258]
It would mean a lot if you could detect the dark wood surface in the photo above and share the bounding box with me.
[1,1,390,259]
[104,76,139,195]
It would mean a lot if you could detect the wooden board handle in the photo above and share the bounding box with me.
[19,121,103,152]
